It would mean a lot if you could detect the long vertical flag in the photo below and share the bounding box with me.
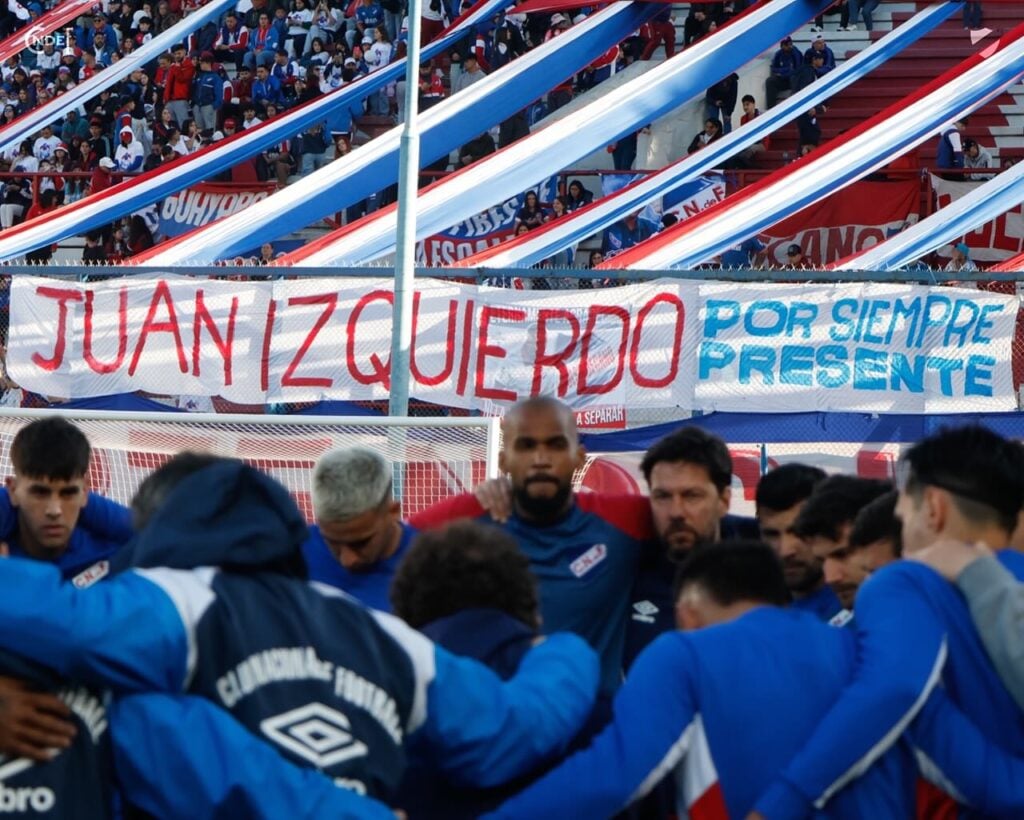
[279,0,833,267]
[603,21,1024,270]
[0,0,509,260]
[137,0,667,265]
[0,0,240,154]
[0,0,97,66]
[448,0,958,270]
[833,160,1024,270]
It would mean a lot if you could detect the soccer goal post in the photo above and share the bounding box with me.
[0,408,501,520]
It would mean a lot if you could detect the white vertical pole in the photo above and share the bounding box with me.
[388,0,423,420]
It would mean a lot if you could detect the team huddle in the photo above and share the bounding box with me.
[0,397,1022,818]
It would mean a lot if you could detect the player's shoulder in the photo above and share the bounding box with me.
[407,493,486,529]
[575,492,653,541]
[856,560,947,613]
[996,547,1024,580]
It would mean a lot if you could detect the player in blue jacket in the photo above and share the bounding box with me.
[754,463,844,621]
[389,519,614,818]
[488,541,1024,819]
[792,474,892,615]
[0,653,400,819]
[753,425,1024,819]
[412,397,654,692]
[0,454,599,804]
[112,694,400,818]
[302,446,416,612]
[0,449,401,819]
[0,417,131,584]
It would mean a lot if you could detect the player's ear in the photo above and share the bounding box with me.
[498,450,508,475]
[574,443,587,471]
[926,486,947,534]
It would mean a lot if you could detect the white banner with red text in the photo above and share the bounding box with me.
[930,174,1024,264]
[8,276,1018,416]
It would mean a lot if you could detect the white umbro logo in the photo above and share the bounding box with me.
[569,544,607,578]
[261,703,368,769]
[632,600,659,623]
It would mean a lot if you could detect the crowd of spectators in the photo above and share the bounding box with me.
[0,0,1009,271]
[0,0,747,263]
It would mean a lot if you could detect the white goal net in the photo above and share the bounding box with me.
[0,409,501,521]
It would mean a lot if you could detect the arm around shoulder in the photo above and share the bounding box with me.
[112,694,398,820]
[956,555,1024,711]
[416,632,599,788]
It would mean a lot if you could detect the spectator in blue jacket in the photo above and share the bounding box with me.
[244,10,283,70]
[192,51,224,131]
[804,35,835,75]
[251,63,284,115]
[765,36,801,108]
[76,12,120,53]
[602,211,656,257]
[349,0,385,50]
[90,31,117,66]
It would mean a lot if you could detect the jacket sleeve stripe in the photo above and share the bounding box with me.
[134,567,218,689]
[814,637,948,808]
[369,609,436,734]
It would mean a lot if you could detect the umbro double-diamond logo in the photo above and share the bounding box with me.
[632,600,659,623]
[261,703,369,768]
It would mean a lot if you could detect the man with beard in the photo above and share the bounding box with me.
[755,464,838,621]
[794,475,892,621]
[623,426,757,667]
[412,397,653,692]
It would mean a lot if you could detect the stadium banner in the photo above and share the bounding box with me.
[157,183,277,239]
[761,179,920,266]
[8,277,1017,414]
[415,176,560,267]
[930,174,1024,264]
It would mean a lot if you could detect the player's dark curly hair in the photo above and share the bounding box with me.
[390,520,540,630]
